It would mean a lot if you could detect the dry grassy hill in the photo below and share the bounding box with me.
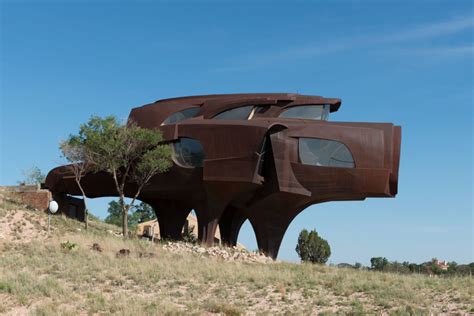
[0,193,472,315]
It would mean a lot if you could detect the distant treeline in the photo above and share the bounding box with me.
[336,257,474,277]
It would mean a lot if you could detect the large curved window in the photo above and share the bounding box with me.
[279,105,330,121]
[213,106,254,120]
[172,138,204,168]
[299,138,354,168]
[162,108,200,125]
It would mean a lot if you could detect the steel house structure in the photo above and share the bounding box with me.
[46,93,401,259]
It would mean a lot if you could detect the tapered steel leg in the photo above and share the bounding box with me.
[219,205,247,246]
[147,200,191,240]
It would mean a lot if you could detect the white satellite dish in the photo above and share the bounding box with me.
[49,200,59,214]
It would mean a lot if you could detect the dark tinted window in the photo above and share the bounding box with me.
[213,106,254,120]
[254,105,269,114]
[162,108,200,125]
[299,138,354,168]
[172,138,204,168]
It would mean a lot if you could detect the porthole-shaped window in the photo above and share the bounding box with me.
[213,106,254,120]
[172,138,204,168]
[299,138,354,168]
[162,108,200,125]
[279,105,330,121]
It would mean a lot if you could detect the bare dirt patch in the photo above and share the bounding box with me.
[0,208,47,244]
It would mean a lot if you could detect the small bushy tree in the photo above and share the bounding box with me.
[21,166,45,185]
[76,115,171,237]
[447,261,458,275]
[296,229,331,264]
[370,257,389,271]
[60,138,92,229]
[456,263,474,276]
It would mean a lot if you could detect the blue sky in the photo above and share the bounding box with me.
[1,1,472,264]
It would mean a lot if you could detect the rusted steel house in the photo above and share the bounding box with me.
[46,93,401,259]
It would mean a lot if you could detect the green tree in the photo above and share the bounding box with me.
[295,229,331,264]
[105,200,123,227]
[408,263,420,273]
[21,166,45,185]
[296,229,310,261]
[129,202,156,227]
[447,261,458,275]
[105,200,156,229]
[60,137,92,229]
[77,116,172,237]
[370,257,388,271]
[456,264,473,276]
[428,258,445,276]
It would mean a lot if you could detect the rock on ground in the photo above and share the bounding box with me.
[161,241,274,264]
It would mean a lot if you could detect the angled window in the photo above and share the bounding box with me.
[213,106,254,120]
[162,108,200,125]
[279,105,330,121]
[299,138,354,168]
[172,138,204,168]
[255,105,268,114]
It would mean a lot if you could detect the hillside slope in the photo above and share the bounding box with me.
[0,194,472,315]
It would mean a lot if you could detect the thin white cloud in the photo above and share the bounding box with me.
[387,15,474,42]
[215,15,474,72]
[402,45,474,57]
[214,39,357,72]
